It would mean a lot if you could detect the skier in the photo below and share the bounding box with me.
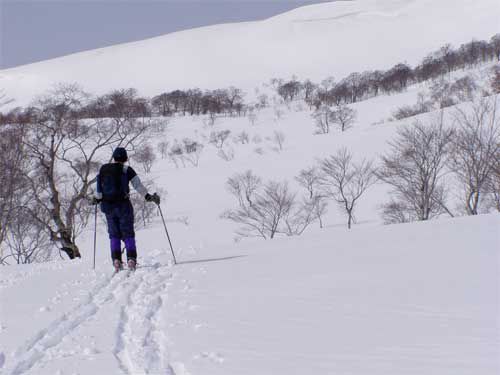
[92,147,160,272]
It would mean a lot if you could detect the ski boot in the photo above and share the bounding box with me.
[113,259,123,273]
[127,259,137,272]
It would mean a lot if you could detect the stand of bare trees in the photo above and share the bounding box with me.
[377,117,455,223]
[151,87,245,117]
[0,84,158,261]
[271,34,499,110]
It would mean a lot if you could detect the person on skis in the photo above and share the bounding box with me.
[92,147,160,272]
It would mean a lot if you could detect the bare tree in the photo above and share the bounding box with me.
[132,143,156,173]
[296,167,322,199]
[450,97,500,215]
[296,167,328,228]
[331,103,357,132]
[377,118,454,222]
[226,170,262,208]
[312,105,333,134]
[319,148,376,229]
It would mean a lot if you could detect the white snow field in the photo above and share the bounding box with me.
[0,0,499,106]
[1,214,499,375]
[1,0,500,374]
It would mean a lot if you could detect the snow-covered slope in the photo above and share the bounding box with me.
[1,214,498,374]
[1,0,499,106]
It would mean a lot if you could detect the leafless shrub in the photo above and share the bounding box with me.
[223,172,317,239]
[377,117,454,222]
[380,200,413,224]
[450,97,500,214]
[223,180,294,239]
[319,148,376,229]
[209,130,231,149]
[132,143,156,173]
[4,207,53,264]
[392,94,434,120]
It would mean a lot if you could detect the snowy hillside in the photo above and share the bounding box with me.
[1,214,499,374]
[1,0,499,106]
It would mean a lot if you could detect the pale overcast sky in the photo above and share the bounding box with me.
[0,0,331,69]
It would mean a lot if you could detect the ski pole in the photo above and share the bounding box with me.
[157,204,177,265]
[93,204,97,270]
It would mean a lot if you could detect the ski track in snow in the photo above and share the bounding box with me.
[4,263,177,375]
[4,271,121,375]
[114,264,176,375]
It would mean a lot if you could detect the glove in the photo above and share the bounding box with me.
[90,197,102,205]
[145,193,160,205]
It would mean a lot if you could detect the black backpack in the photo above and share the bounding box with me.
[98,163,129,202]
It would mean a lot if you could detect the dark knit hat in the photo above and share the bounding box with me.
[112,147,128,162]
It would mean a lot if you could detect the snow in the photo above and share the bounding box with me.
[1,0,499,107]
[1,1,500,374]
[1,214,498,374]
